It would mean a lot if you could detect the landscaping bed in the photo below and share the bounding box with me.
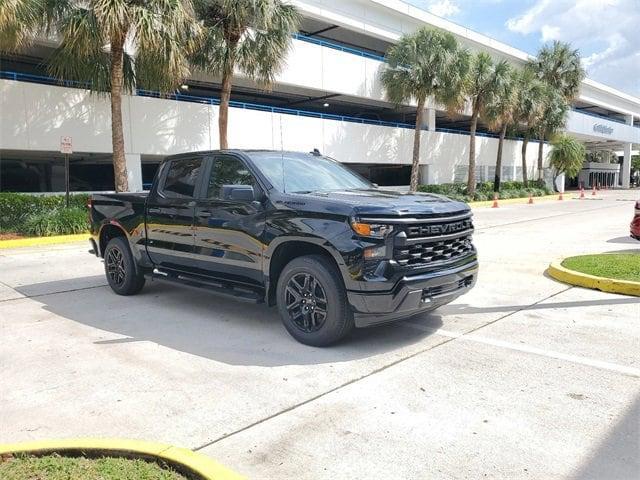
[561,253,640,283]
[0,453,187,480]
[418,180,551,202]
[0,193,89,237]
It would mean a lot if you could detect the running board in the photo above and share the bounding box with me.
[146,269,264,303]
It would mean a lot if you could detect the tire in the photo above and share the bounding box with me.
[276,255,354,347]
[103,237,145,296]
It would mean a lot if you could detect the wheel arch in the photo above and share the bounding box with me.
[265,238,347,306]
[98,222,129,258]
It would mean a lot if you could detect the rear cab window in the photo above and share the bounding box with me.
[159,158,203,198]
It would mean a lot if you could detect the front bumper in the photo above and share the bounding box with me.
[347,260,478,327]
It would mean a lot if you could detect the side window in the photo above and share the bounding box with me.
[161,158,202,198]
[207,156,256,200]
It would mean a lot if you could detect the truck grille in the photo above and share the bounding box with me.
[394,234,474,266]
[393,212,475,267]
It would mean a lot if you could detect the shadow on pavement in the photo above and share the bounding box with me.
[572,394,640,480]
[14,276,443,367]
[606,236,639,245]
[439,297,639,316]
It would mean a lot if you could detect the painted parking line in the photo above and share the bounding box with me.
[405,322,640,378]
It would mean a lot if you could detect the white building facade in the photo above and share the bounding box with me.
[1,0,639,192]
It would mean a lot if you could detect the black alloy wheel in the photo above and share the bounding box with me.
[276,255,354,347]
[106,246,126,287]
[285,272,328,333]
[103,237,145,295]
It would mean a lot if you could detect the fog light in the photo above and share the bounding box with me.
[364,245,386,259]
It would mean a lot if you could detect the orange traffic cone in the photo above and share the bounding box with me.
[528,193,534,204]
[492,192,499,208]
[592,185,597,196]
[558,191,563,201]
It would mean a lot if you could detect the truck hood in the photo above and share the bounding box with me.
[277,189,470,217]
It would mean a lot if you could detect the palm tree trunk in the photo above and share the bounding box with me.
[537,129,545,181]
[409,97,426,192]
[467,109,479,196]
[110,33,128,192]
[218,70,233,149]
[521,135,529,187]
[494,123,507,192]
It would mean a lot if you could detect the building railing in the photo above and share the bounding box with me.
[571,107,634,126]
[2,70,542,142]
[293,33,386,61]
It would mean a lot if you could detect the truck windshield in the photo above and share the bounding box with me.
[249,152,372,193]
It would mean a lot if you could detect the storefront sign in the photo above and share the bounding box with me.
[593,124,613,135]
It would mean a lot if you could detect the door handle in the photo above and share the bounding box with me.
[148,207,161,214]
[198,210,213,217]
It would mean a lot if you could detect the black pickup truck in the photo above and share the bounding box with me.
[89,150,477,346]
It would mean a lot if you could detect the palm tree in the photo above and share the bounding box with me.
[1,0,197,192]
[529,41,585,101]
[191,0,300,150]
[463,53,510,195]
[513,69,546,187]
[380,27,469,192]
[549,134,585,190]
[534,86,569,180]
[485,68,518,192]
[0,0,38,52]
[528,41,584,181]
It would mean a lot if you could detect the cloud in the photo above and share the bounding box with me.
[427,0,461,17]
[506,0,640,96]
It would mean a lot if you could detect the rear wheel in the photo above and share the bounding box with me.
[104,237,145,295]
[277,255,353,346]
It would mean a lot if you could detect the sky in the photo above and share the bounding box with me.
[405,0,640,97]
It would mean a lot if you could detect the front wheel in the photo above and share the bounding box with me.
[104,237,145,295]
[276,255,354,347]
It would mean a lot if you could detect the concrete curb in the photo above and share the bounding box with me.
[547,261,640,297]
[0,233,89,249]
[0,438,244,480]
[470,194,564,208]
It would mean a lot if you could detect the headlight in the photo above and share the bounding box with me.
[351,220,394,238]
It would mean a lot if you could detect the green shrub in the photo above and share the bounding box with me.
[418,180,551,202]
[0,193,89,230]
[17,207,88,237]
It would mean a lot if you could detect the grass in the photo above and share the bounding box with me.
[0,454,188,480]
[561,253,640,282]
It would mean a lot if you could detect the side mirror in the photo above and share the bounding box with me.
[223,185,255,202]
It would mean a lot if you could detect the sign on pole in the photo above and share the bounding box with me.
[60,136,73,207]
[60,136,73,154]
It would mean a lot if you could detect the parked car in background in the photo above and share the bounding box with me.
[631,200,640,240]
[88,150,478,346]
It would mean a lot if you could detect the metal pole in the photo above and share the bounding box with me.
[65,153,70,207]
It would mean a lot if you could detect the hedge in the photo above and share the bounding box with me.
[0,193,90,232]
[417,180,551,203]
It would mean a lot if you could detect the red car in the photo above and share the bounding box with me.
[632,200,640,240]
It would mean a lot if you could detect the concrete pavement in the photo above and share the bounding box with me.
[1,190,638,479]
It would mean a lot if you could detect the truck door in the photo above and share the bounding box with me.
[193,154,266,286]
[145,156,203,270]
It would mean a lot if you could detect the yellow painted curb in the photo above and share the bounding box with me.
[547,261,640,297]
[0,233,90,249]
[0,438,244,480]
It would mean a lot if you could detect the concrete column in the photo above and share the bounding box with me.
[621,115,634,189]
[125,154,143,192]
[419,164,430,184]
[425,107,436,132]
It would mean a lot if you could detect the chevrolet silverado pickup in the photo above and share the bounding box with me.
[89,150,478,346]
